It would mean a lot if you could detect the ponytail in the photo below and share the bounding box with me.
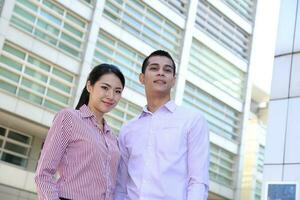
[75,87,89,110]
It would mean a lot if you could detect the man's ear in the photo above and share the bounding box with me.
[139,73,145,85]
[171,75,176,87]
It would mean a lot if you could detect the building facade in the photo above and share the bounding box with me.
[240,100,268,200]
[263,0,300,199]
[0,0,257,199]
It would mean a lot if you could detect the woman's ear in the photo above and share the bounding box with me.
[86,80,92,93]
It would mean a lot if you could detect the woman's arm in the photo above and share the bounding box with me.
[35,110,72,200]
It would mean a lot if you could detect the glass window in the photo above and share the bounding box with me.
[1,152,27,167]
[10,0,87,58]
[0,55,22,71]
[0,127,6,136]
[4,142,28,155]
[105,98,142,134]
[222,0,255,22]
[103,0,182,60]
[8,130,31,144]
[0,80,17,93]
[3,43,26,60]
[209,143,235,187]
[93,30,144,94]
[21,78,45,94]
[189,39,246,101]
[196,0,250,60]
[0,126,32,168]
[159,0,188,16]
[0,42,75,112]
[183,81,240,141]
[18,89,43,104]
[0,68,20,83]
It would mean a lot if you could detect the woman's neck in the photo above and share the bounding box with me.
[87,104,104,125]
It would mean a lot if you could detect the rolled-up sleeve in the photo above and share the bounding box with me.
[35,110,72,200]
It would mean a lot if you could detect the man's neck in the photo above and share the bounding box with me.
[146,94,171,113]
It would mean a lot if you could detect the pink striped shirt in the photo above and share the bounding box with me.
[35,105,120,200]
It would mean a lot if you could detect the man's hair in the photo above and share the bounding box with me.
[141,50,176,75]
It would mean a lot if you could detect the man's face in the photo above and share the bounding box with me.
[139,55,176,96]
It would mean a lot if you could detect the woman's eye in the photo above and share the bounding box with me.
[115,90,122,94]
[101,86,108,90]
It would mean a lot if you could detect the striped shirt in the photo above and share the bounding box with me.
[35,105,120,200]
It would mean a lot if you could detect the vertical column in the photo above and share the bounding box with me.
[73,0,106,106]
[174,0,198,105]
[0,0,16,50]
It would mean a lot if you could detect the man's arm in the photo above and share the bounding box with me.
[187,113,210,200]
[115,127,130,200]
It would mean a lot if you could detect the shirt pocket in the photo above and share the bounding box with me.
[156,124,185,154]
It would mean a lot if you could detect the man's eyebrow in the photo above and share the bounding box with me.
[148,63,159,66]
[164,65,173,68]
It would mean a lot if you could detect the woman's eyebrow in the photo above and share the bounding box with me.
[100,82,111,87]
[100,82,122,90]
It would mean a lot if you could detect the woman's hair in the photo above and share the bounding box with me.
[75,63,125,109]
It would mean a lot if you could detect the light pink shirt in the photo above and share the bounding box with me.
[35,105,120,200]
[115,100,209,200]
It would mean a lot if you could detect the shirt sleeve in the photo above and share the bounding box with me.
[34,110,72,200]
[114,126,130,200]
[187,113,210,200]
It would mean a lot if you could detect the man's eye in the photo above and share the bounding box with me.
[149,67,158,70]
[115,90,122,94]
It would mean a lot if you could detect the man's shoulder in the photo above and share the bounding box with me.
[175,105,205,119]
[119,114,142,133]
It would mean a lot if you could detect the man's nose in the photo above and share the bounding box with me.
[157,68,165,76]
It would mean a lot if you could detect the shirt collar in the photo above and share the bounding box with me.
[79,104,94,118]
[139,100,176,118]
[79,104,111,134]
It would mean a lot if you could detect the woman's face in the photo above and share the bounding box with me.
[87,73,123,115]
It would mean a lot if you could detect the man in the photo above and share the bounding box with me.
[115,50,209,200]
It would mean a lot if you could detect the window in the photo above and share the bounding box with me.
[10,0,87,58]
[257,144,265,173]
[183,81,240,141]
[103,0,183,60]
[105,98,142,134]
[159,0,188,16]
[0,126,32,168]
[189,39,246,101]
[222,0,255,23]
[0,42,75,112]
[93,30,145,94]
[209,143,235,187]
[0,0,4,15]
[255,181,262,200]
[196,0,250,60]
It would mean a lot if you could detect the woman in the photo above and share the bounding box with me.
[35,64,125,200]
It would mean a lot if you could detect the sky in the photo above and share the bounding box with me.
[250,0,281,102]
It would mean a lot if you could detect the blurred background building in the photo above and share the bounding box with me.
[0,0,279,199]
[263,0,300,199]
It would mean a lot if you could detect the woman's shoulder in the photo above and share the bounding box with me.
[54,107,81,121]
